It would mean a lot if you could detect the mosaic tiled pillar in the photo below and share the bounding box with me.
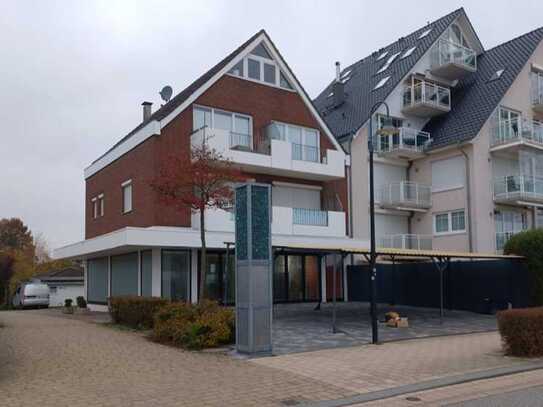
[235,183,272,355]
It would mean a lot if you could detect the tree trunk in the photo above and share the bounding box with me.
[199,207,207,303]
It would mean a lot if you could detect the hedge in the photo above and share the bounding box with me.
[497,307,543,357]
[503,229,543,305]
[109,296,169,329]
[153,300,235,350]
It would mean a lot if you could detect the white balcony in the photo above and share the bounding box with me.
[430,38,477,80]
[493,175,543,205]
[490,118,543,152]
[192,206,346,238]
[380,234,432,250]
[374,127,431,160]
[402,81,451,117]
[379,181,432,211]
[190,126,345,181]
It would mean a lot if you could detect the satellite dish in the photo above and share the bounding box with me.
[159,85,173,103]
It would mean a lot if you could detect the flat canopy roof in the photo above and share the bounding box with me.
[275,243,522,260]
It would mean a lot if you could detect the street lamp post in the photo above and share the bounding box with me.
[368,101,394,345]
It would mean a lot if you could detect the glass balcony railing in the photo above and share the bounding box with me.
[379,181,432,209]
[292,208,328,226]
[380,234,432,250]
[490,118,543,147]
[431,38,477,71]
[402,82,451,111]
[374,127,431,155]
[292,143,320,163]
[229,131,252,150]
[494,175,543,202]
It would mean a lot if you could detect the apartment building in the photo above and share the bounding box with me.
[55,30,354,310]
[314,8,543,254]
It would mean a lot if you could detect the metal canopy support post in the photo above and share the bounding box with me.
[432,256,450,325]
[332,253,337,334]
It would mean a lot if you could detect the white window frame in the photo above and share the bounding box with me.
[193,105,253,136]
[270,120,321,162]
[226,42,295,92]
[98,194,104,217]
[122,179,133,214]
[433,209,466,236]
[91,197,98,219]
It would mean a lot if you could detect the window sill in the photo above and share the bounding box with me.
[433,231,467,237]
[225,73,297,93]
[122,210,133,215]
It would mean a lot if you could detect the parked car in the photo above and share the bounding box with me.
[12,281,50,308]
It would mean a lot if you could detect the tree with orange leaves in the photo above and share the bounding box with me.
[151,135,244,301]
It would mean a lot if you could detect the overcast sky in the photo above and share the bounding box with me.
[1,0,542,251]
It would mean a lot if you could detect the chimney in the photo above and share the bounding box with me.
[142,101,152,122]
[333,61,345,107]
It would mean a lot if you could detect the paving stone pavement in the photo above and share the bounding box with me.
[0,309,534,407]
[252,331,530,396]
[0,310,354,407]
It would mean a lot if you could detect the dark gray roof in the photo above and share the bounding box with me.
[313,8,465,140]
[39,266,83,280]
[92,30,265,165]
[424,27,543,149]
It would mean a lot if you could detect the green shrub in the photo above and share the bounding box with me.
[64,298,73,307]
[504,229,543,305]
[153,300,235,350]
[76,296,87,308]
[497,307,543,357]
[109,296,169,329]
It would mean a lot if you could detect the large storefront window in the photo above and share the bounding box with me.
[87,257,108,304]
[273,254,321,302]
[200,250,235,304]
[141,251,153,297]
[162,250,190,301]
[110,252,138,296]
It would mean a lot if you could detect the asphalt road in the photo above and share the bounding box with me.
[446,385,543,406]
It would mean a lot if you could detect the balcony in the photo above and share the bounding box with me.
[430,38,477,80]
[402,81,451,117]
[190,126,345,181]
[493,175,543,205]
[379,181,432,211]
[192,206,346,238]
[374,127,431,160]
[490,118,543,152]
[380,234,432,250]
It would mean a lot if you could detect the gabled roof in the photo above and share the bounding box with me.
[313,8,468,140]
[424,27,543,149]
[38,266,83,280]
[87,30,343,178]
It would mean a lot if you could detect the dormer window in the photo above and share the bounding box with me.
[228,41,294,90]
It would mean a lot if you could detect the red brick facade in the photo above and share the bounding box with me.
[85,75,346,239]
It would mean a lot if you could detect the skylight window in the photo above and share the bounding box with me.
[418,28,432,39]
[341,69,352,79]
[376,52,401,74]
[401,46,417,59]
[376,51,389,61]
[488,69,505,82]
[373,76,390,90]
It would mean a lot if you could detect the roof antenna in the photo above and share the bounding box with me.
[159,85,173,105]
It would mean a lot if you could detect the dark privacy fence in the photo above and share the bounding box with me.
[347,259,533,314]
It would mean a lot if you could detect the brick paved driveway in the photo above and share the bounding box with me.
[0,310,533,407]
[0,310,353,407]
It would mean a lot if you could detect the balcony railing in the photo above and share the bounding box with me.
[374,127,431,156]
[494,175,543,202]
[532,72,543,110]
[292,208,328,226]
[229,131,252,150]
[379,181,432,209]
[403,82,451,112]
[292,143,320,163]
[381,234,432,250]
[431,38,477,72]
[490,118,543,148]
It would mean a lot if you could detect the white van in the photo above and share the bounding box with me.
[12,281,50,308]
